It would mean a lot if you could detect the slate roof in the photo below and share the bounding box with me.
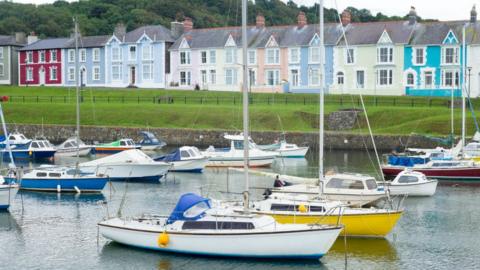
[64,35,110,48]
[170,23,343,50]
[18,38,71,51]
[0,35,25,46]
[409,21,466,45]
[113,25,175,43]
[337,21,416,46]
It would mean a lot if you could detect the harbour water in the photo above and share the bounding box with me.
[0,149,479,270]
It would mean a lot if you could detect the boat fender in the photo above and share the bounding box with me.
[158,231,169,247]
[298,204,307,213]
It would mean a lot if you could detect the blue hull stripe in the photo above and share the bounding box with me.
[0,204,9,210]
[108,175,163,183]
[169,168,203,173]
[6,177,107,192]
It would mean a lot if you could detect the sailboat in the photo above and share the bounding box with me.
[5,18,108,193]
[98,0,343,259]
[0,98,18,210]
[229,0,403,238]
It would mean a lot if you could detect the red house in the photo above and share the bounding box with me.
[18,37,71,86]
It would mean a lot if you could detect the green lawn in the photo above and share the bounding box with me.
[0,86,477,136]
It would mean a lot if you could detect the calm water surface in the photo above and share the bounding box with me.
[0,149,479,270]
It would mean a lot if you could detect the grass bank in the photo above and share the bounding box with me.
[0,86,477,136]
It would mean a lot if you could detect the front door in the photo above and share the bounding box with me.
[39,67,45,85]
[130,66,136,85]
[80,67,87,87]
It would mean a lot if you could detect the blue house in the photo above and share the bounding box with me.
[104,25,175,88]
[404,22,465,97]
[63,35,109,87]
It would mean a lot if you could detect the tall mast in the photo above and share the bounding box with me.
[461,24,466,155]
[318,0,325,194]
[74,18,80,160]
[0,102,15,168]
[241,0,249,211]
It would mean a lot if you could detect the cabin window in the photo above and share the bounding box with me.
[37,141,45,148]
[36,172,47,177]
[270,204,325,212]
[20,135,27,140]
[187,149,196,157]
[120,141,126,146]
[8,135,15,140]
[397,175,419,183]
[326,178,365,190]
[182,221,254,230]
[48,173,61,177]
[31,142,39,148]
[180,150,190,158]
[64,142,73,148]
[233,140,244,150]
[183,201,209,218]
[365,179,378,190]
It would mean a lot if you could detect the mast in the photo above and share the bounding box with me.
[241,0,249,211]
[0,102,15,168]
[318,0,325,194]
[461,24,466,155]
[74,18,80,160]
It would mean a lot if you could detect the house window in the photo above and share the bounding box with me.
[309,68,319,85]
[0,64,3,76]
[129,46,137,60]
[142,45,152,60]
[266,48,280,64]
[68,67,75,81]
[209,70,216,84]
[378,47,393,63]
[424,71,433,88]
[39,51,45,63]
[442,70,460,87]
[356,70,365,88]
[289,48,300,63]
[180,71,191,85]
[406,72,415,86]
[443,47,459,64]
[27,52,33,63]
[209,50,216,64]
[50,67,57,80]
[93,48,100,62]
[112,47,121,61]
[68,49,75,63]
[201,70,207,85]
[337,72,345,85]
[201,51,207,64]
[225,68,237,85]
[142,63,153,80]
[248,69,256,86]
[112,65,121,80]
[290,69,299,86]
[346,48,355,64]
[180,51,191,65]
[225,48,236,64]
[248,50,256,65]
[266,69,280,86]
[93,66,100,81]
[309,47,320,63]
[50,50,57,62]
[378,69,393,85]
[27,67,33,81]
[79,49,86,62]
[414,48,425,65]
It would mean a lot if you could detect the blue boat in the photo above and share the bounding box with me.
[138,131,166,151]
[0,133,56,161]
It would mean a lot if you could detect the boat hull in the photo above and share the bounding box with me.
[275,147,309,158]
[266,211,403,238]
[81,164,170,182]
[98,221,341,259]
[1,149,56,161]
[322,193,386,207]
[382,166,480,180]
[0,185,18,210]
[6,177,107,193]
[93,146,140,154]
[386,181,438,196]
[169,157,209,173]
[206,157,275,167]
[55,147,91,157]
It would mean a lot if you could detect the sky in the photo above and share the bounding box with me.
[10,0,480,21]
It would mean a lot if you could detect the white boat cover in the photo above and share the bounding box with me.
[473,131,480,142]
[80,149,156,166]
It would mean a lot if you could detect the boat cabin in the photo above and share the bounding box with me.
[393,170,428,184]
[119,139,136,147]
[7,133,30,144]
[224,134,257,150]
[324,173,379,191]
[30,139,55,150]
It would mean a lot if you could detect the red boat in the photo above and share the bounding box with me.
[382,160,480,181]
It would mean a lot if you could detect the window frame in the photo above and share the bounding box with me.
[79,49,87,63]
[377,68,393,86]
[68,49,75,63]
[49,66,57,81]
[289,47,300,64]
[265,69,280,86]
[345,48,355,65]
[93,48,100,62]
[50,50,57,62]
[68,67,75,81]
[265,48,280,65]
[92,66,100,81]
[180,50,191,65]
[248,49,257,65]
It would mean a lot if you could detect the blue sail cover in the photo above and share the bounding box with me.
[155,149,181,162]
[388,156,429,167]
[167,193,211,224]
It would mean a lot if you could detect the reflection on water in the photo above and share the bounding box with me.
[0,149,479,269]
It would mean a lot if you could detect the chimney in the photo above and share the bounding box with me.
[297,11,307,27]
[408,6,418,25]
[341,10,351,26]
[171,21,184,39]
[183,17,193,32]
[27,32,38,45]
[15,32,26,44]
[471,5,477,23]
[114,23,127,38]
[256,14,265,28]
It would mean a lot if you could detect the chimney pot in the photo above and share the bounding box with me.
[114,23,127,38]
[408,6,418,25]
[27,32,38,45]
[15,32,26,44]
[297,11,307,27]
[183,17,193,32]
[471,5,477,23]
[256,14,265,28]
[341,10,351,27]
[171,21,184,38]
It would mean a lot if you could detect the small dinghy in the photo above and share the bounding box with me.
[380,169,438,197]
[155,146,208,173]
[137,131,166,151]
[259,140,309,158]
[93,139,141,154]
[98,193,342,259]
[55,137,92,157]
[80,149,171,182]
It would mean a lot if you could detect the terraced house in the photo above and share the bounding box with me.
[0,33,25,85]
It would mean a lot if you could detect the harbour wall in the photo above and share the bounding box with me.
[9,124,442,151]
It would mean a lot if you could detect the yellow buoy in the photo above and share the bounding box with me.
[298,204,308,213]
[29,151,32,156]
[158,231,169,247]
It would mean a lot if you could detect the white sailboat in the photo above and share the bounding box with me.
[98,0,343,259]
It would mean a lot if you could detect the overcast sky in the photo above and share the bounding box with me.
[11,0,479,21]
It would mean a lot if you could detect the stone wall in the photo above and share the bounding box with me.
[9,124,444,151]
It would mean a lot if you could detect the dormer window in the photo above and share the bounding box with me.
[266,48,280,64]
[377,47,393,64]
